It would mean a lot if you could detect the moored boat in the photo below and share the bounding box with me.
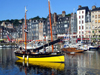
[14,0,65,63]
[15,52,64,62]
[61,47,84,53]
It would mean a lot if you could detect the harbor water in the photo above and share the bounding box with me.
[0,48,100,75]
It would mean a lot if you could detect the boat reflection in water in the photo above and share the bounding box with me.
[15,59,65,75]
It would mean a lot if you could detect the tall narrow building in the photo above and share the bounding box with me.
[77,5,89,39]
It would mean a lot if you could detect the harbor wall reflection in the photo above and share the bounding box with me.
[65,51,100,75]
[0,48,100,75]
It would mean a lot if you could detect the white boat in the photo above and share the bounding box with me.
[87,44,99,50]
[79,44,88,51]
[0,45,2,49]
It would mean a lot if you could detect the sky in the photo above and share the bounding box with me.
[0,0,99,21]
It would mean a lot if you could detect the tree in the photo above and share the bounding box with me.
[10,19,14,23]
[65,14,71,17]
[31,16,40,20]
[5,19,10,22]
[13,19,19,26]
[42,17,47,20]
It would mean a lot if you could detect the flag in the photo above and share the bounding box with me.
[24,29,28,33]
[7,34,10,41]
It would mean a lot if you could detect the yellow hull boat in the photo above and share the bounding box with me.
[15,52,65,63]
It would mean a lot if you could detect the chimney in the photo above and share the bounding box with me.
[54,12,57,23]
[92,5,96,10]
[71,13,73,16]
[12,23,13,26]
[78,5,82,8]
[29,19,32,22]
[62,11,66,17]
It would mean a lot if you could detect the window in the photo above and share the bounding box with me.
[95,15,97,18]
[98,15,100,18]
[88,31,91,33]
[82,20,84,24]
[79,21,81,24]
[86,27,88,29]
[48,26,49,29]
[92,20,94,23]
[65,29,67,31]
[48,31,50,33]
[54,31,56,34]
[82,15,84,18]
[99,30,100,33]
[79,16,81,19]
[95,20,97,23]
[89,26,91,29]
[98,20,100,23]
[92,15,94,18]
[64,24,68,27]
[64,21,67,23]
[66,18,68,20]
[47,22,49,24]
[82,11,84,14]
[53,27,54,30]
[82,26,84,29]
[79,26,81,29]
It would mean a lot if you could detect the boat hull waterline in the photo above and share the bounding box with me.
[15,53,65,63]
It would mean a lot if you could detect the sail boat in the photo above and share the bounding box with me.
[14,0,65,63]
[61,10,84,53]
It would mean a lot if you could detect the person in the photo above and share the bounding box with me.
[36,50,39,54]
[19,46,22,50]
[27,50,31,54]
[44,48,46,53]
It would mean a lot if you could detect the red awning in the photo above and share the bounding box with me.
[77,38,89,40]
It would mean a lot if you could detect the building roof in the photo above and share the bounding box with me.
[77,6,89,11]
[77,6,89,14]
[91,7,100,11]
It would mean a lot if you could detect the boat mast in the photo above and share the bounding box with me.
[81,12,82,44]
[25,6,27,50]
[48,0,54,52]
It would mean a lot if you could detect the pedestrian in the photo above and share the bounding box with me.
[44,48,46,53]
